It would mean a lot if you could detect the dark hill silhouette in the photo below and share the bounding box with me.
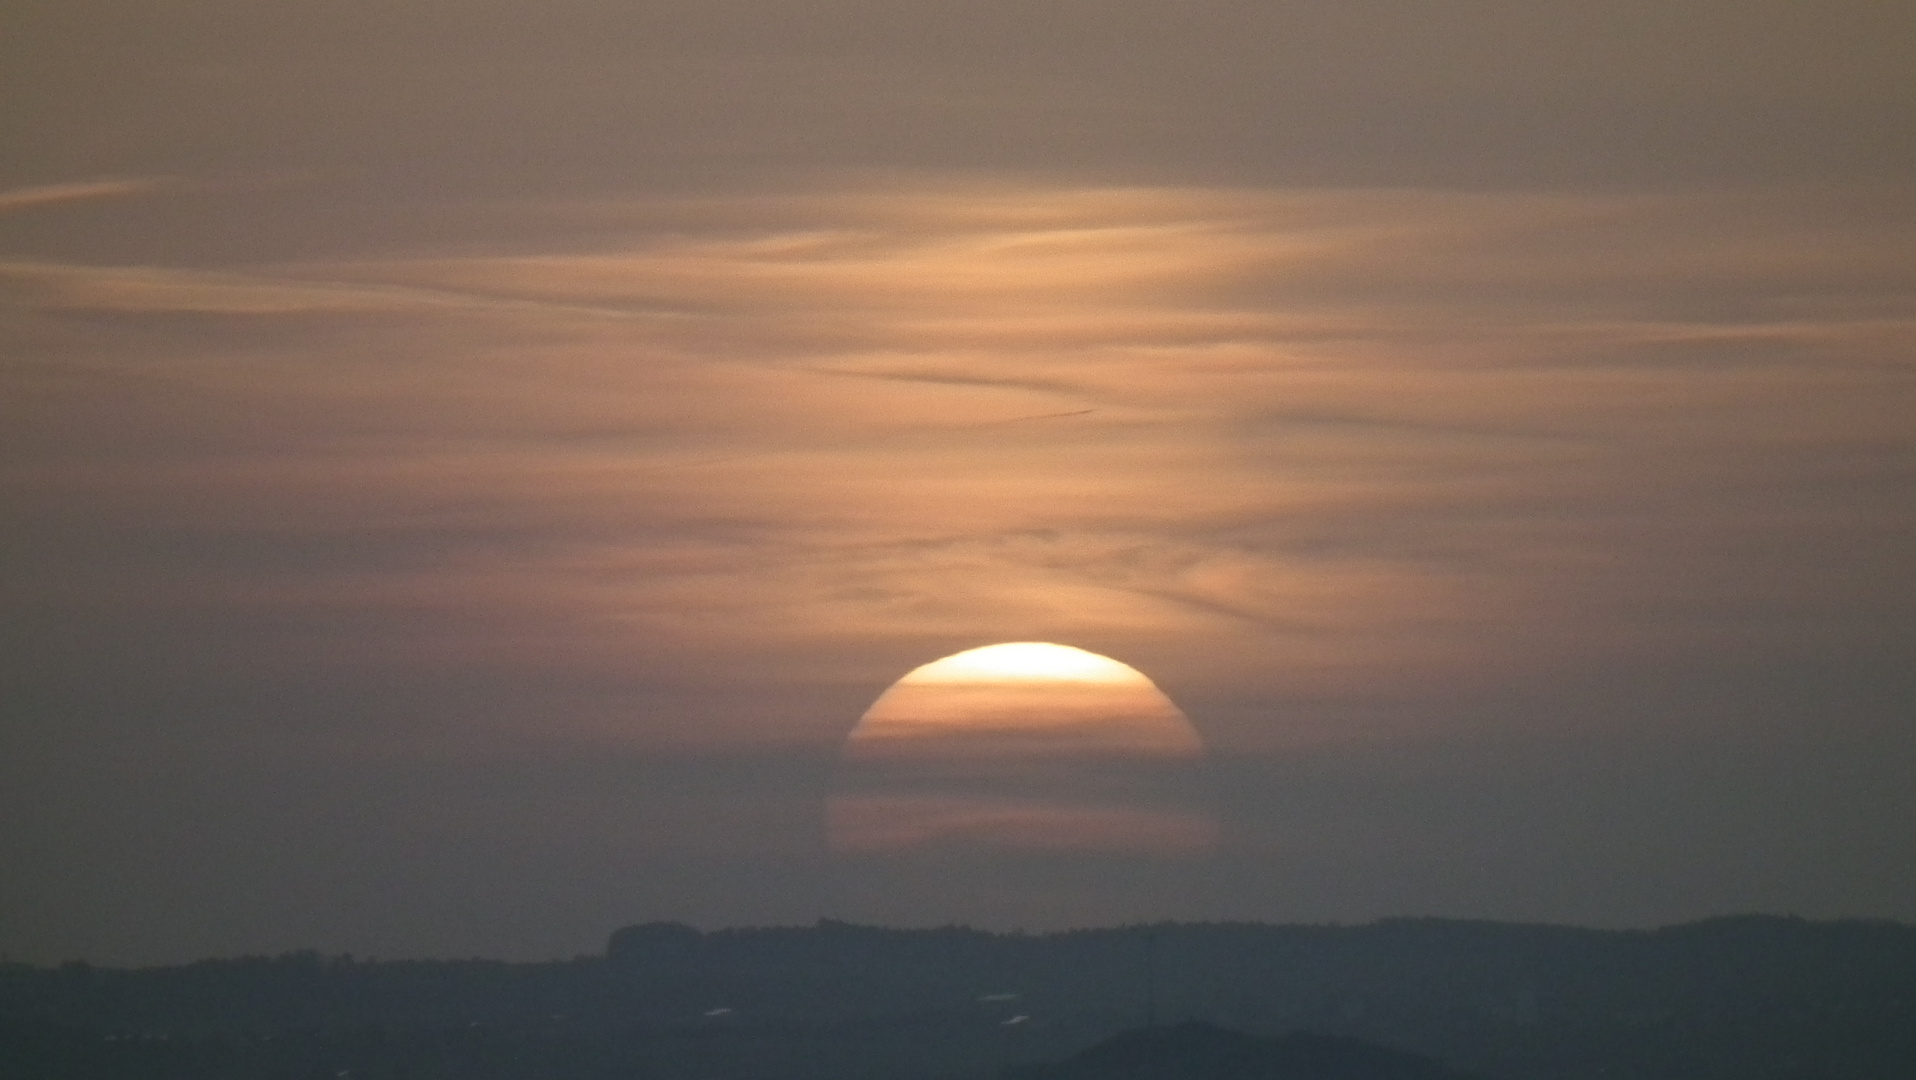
[1012,1022,1483,1080]
[4,917,1914,1079]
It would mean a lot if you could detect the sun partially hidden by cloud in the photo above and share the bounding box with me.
[830,643,1214,854]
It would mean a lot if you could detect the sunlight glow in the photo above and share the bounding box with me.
[841,641,1205,761]
[901,642,1151,685]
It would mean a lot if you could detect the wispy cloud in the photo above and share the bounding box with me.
[0,177,182,214]
[5,177,1913,753]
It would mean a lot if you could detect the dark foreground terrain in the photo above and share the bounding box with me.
[1011,1022,1483,1080]
[3,916,1913,1080]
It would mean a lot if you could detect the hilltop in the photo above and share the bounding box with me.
[2,916,1913,1079]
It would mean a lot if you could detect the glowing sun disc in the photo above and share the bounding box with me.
[903,642,1152,685]
[830,642,1211,854]
[843,642,1204,760]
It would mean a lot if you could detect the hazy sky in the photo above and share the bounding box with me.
[4,0,1914,964]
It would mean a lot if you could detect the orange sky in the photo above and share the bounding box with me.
[8,180,1909,749]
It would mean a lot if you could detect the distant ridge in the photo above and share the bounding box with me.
[6,916,1913,1079]
[1011,1021,1483,1080]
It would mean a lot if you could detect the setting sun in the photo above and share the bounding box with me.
[843,643,1204,759]
[899,642,1154,684]
[829,643,1213,854]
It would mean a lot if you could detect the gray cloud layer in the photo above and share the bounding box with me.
[8,0,1914,198]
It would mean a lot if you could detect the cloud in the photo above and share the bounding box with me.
[4,178,1913,761]
[10,1,1912,192]
[827,794,1217,855]
[0,178,180,214]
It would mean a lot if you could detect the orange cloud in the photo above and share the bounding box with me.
[827,794,1218,856]
[0,178,178,214]
[5,176,1912,753]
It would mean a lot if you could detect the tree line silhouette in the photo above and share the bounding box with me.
[3,916,1913,1079]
